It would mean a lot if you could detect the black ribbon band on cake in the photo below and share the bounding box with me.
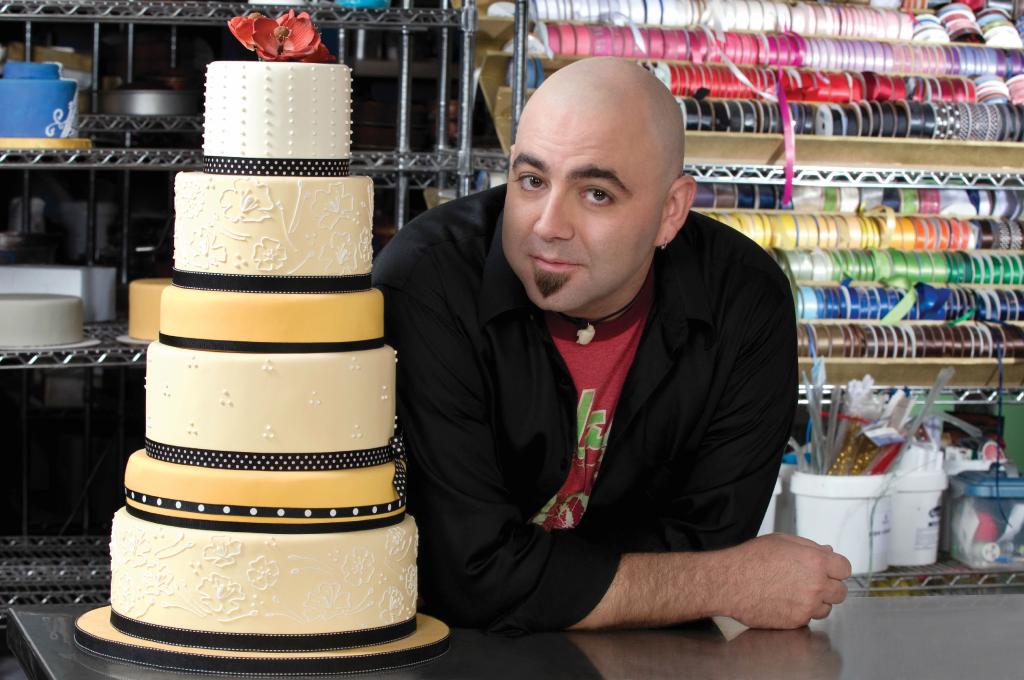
[159,333,385,354]
[125,503,405,533]
[75,621,450,676]
[172,269,372,294]
[145,437,401,472]
[203,155,350,177]
[108,609,417,653]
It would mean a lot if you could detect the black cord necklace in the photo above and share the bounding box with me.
[556,283,647,346]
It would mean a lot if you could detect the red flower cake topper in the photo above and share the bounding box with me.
[228,10,334,63]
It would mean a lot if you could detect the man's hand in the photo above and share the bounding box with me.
[717,534,852,629]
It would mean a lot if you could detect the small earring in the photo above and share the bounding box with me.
[659,243,668,250]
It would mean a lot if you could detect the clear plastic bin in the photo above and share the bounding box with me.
[950,470,1024,570]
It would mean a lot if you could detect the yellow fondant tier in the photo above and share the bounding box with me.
[123,450,401,526]
[159,286,383,344]
[145,341,395,453]
[109,508,418,636]
[173,173,373,278]
[128,278,171,341]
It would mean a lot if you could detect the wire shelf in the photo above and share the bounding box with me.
[472,150,1024,189]
[0,147,199,169]
[0,148,468,176]
[0,323,147,370]
[797,384,1024,406]
[78,114,203,134]
[0,1,461,28]
[848,559,1024,596]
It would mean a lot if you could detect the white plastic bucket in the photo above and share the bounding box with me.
[757,477,783,536]
[888,470,948,566]
[776,460,799,535]
[791,472,892,574]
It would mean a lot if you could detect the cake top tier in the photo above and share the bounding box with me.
[202,61,352,161]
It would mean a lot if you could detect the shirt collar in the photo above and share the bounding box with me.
[478,197,716,348]
[656,222,716,349]
[478,208,533,329]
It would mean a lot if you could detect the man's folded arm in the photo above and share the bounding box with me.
[657,290,797,551]
[382,286,620,635]
[572,286,798,629]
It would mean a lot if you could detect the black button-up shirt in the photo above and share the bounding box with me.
[373,185,797,635]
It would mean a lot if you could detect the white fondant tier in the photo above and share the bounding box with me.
[203,62,351,160]
[145,341,396,453]
[173,173,373,277]
[109,508,418,636]
[0,294,83,347]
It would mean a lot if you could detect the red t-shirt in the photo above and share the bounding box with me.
[532,271,654,531]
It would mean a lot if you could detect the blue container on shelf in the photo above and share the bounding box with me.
[336,0,390,8]
[0,61,79,139]
[949,468,1024,569]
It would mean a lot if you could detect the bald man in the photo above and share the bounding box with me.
[373,58,851,635]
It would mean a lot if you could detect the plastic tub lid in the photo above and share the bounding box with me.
[790,471,892,499]
[951,470,1024,498]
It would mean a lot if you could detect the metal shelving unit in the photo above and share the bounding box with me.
[0,536,110,629]
[0,0,460,28]
[3,0,479,234]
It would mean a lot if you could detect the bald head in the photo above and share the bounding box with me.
[516,57,685,184]
[502,57,696,321]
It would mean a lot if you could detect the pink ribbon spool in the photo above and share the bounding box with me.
[590,24,613,57]
[557,23,577,56]
[573,24,592,57]
[545,22,563,55]
[662,29,681,62]
[611,25,629,58]
[647,27,666,59]
[689,29,708,65]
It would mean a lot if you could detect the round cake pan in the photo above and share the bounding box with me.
[99,90,200,116]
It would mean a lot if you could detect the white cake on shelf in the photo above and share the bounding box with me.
[0,293,83,347]
[75,35,450,674]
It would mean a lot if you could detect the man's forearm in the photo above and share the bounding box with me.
[568,534,853,632]
[569,551,728,630]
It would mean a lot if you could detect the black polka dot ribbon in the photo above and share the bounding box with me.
[124,491,405,534]
[144,437,396,472]
[203,155,350,177]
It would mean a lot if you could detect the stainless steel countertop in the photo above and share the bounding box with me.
[6,596,1019,680]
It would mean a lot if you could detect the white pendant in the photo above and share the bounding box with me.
[576,324,596,346]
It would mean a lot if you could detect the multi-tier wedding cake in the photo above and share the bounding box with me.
[74,12,450,675]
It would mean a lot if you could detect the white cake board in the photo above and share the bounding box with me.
[115,335,153,346]
[0,337,100,351]
[76,607,451,676]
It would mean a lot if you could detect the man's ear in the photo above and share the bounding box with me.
[655,174,696,247]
